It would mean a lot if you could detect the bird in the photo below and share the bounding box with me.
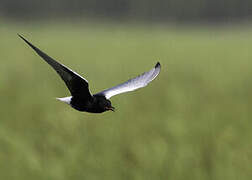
[18,34,161,113]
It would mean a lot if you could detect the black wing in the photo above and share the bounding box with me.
[18,34,92,99]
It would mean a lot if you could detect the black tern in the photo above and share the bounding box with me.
[18,34,161,113]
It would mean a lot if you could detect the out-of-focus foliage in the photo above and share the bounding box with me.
[0,22,252,179]
[0,0,252,22]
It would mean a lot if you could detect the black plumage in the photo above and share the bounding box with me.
[18,34,161,113]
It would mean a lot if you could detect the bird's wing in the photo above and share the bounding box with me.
[18,34,92,99]
[95,62,161,99]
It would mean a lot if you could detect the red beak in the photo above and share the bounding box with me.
[106,106,115,112]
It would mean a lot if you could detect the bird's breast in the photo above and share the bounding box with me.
[70,96,105,113]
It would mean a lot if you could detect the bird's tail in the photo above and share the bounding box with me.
[56,96,72,105]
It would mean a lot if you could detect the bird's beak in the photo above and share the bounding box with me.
[106,106,115,112]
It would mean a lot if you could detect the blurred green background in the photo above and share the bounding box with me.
[1,0,252,180]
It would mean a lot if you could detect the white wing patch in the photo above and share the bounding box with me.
[96,62,161,99]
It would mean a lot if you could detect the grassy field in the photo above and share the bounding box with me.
[0,21,252,180]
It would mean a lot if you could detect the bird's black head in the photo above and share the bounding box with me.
[94,95,115,112]
[103,99,115,112]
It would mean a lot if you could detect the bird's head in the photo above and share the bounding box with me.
[103,99,115,112]
[94,95,115,112]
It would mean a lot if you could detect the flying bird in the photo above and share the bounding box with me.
[18,34,161,113]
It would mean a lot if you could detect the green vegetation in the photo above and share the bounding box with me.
[0,22,252,179]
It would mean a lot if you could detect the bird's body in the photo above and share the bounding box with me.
[18,34,161,113]
[70,95,112,113]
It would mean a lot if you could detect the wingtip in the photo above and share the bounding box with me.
[17,33,24,39]
[155,62,161,68]
[17,34,37,50]
[17,33,28,43]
